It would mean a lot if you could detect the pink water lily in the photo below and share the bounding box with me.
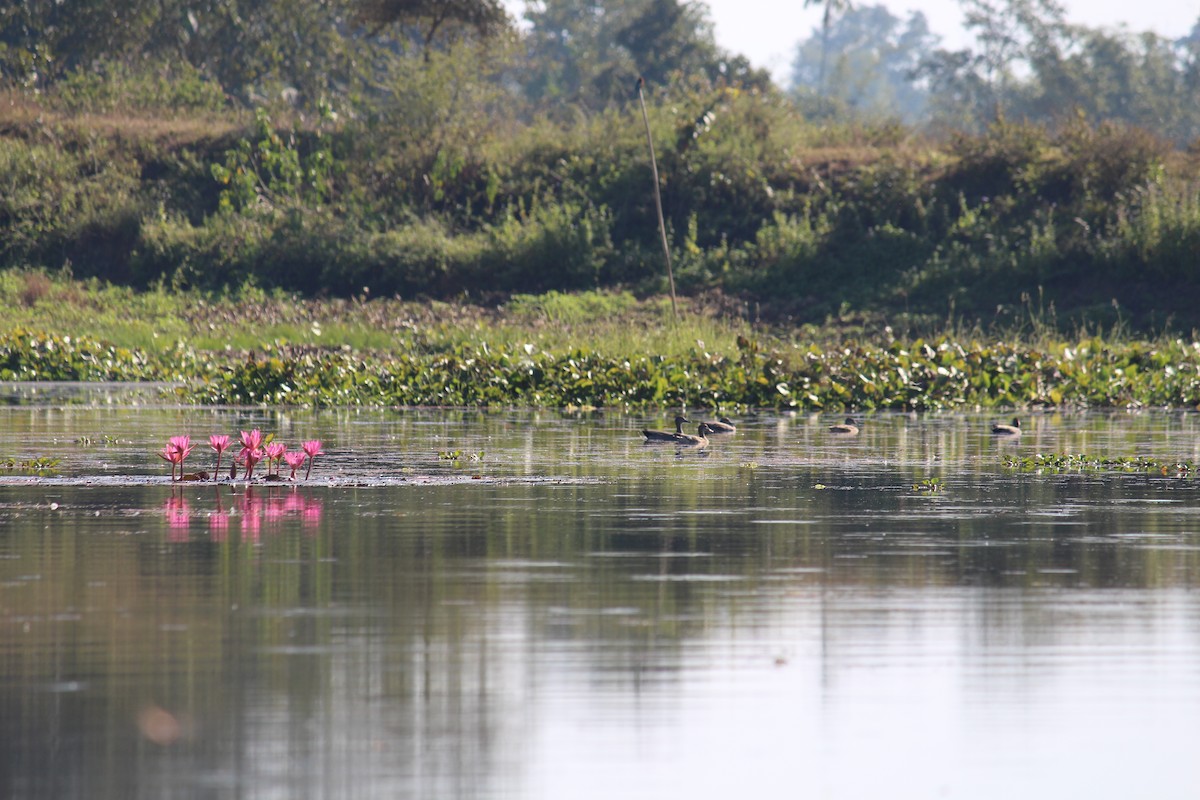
[158,445,184,482]
[209,434,231,480]
[158,435,195,482]
[265,442,287,477]
[241,447,263,481]
[238,430,264,478]
[239,429,263,453]
[171,435,194,466]
[302,440,324,480]
[284,451,307,480]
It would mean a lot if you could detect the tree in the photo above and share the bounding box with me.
[354,0,512,60]
[520,0,769,110]
[0,0,366,108]
[917,0,1066,128]
[790,4,938,122]
[803,0,854,99]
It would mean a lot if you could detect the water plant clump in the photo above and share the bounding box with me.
[156,430,325,482]
[1003,453,1197,475]
[8,281,1200,412]
[0,456,61,475]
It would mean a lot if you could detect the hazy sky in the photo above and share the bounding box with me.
[704,0,1198,84]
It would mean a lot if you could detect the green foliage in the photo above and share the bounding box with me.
[48,58,227,114]
[1,59,1199,329]
[0,328,159,381]
[211,108,337,213]
[178,331,1200,410]
[912,476,943,492]
[5,281,1200,411]
[0,456,61,475]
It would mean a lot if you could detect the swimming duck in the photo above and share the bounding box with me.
[992,417,1021,436]
[673,423,712,448]
[642,414,691,442]
[829,417,859,435]
[703,416,736,433]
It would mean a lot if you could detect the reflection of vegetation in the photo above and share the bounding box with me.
[1004,453,1196,474]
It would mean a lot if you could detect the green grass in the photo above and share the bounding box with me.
[6,273,1200,411]
[0,271,754,361]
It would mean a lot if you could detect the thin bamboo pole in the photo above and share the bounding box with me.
[636,77,678,321]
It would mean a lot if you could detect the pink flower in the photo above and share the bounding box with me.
[242,447,262,481]
[209,434,230,480]
[284,451,307,480]
[158,435,194,482]
[239,429,263,451]
[158,446,183,482]
[169,435,195,460]
[302,440,324,480]
[265,442,287,476]
[238,430,264,479]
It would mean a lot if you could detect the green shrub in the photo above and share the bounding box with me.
[49,59,227,114]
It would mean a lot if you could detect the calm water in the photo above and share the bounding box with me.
[3,393,1200,799]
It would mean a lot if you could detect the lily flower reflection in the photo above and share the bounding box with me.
[163,495,190,540]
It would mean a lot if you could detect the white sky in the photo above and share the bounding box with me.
[704,0,1199,84]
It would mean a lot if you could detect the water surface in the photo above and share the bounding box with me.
[3,401,1200,798]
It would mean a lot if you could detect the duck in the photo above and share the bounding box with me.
[703,416,736,434]
[673,423,712,448]
[992,417,1022,436]
[828,416,859,435]
[642,414,691,442]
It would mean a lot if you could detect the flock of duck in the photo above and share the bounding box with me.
[641,414,1023,447]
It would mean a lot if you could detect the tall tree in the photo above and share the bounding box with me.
[917,0,1067,128]
[803,0,854,98]
[790,4,938,121]
[520,0,769,109]
[354,0,512,60]
[0,0,365,107]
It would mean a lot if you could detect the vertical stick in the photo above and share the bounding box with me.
[636,77,678,321]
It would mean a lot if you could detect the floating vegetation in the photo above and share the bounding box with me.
[912,477,943,493]
[1004,454,1196,475]
[438,450,485,466]
[8,286,1200,411]
[1,456,61,475]
[75,434,119,447]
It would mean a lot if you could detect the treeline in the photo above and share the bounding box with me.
[1,0,1199,330]
[792,1,1200,143]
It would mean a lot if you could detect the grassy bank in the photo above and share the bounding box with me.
[3,86,1199,331]
[2,275,1198,410]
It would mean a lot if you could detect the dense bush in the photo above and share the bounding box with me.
[2,69,1199,330]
